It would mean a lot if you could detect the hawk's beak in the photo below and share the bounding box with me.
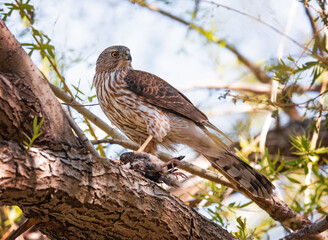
[124,51,132,61]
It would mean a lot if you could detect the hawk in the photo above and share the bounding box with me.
[93,45,274,199]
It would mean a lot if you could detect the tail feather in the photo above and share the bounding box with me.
[201,121,232,144]
[197,122,274,199]
[181,120,274,198]
[198,124,229,152]
[205,152,274,199]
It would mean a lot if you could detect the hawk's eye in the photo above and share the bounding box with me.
[111,52,119,58]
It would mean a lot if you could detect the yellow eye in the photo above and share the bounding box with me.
[111,52,119,58]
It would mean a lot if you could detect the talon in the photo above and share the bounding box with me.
[162,155,185,169]
[171,171,188,179]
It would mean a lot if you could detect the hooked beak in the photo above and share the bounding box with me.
[124,51,132,61]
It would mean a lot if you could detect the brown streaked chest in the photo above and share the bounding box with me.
[94,71,141,117]
[93,70,171,142]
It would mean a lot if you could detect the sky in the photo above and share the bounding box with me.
[1,0,317,237]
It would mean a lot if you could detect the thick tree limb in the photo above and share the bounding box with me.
[0,20,78,146]
[0,140,236,240]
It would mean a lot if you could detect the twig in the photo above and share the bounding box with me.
[4,218,40,240]
[310,73,327,150]
[62,106,100,158]
[92,138,138,150]
[61,102,100,107]
[280,215,328,240]
[226,88,328,111]
[303,0,322,55]
[201,0,306,51]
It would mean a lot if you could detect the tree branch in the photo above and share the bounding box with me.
[281,215,328,240]
[0,20,78,146]
[62,106,100,158]
[0,140,236,240]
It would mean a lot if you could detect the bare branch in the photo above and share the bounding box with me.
[202,0,307,51]
[304,1,319,36]
[280,215,328,240]
[62,106,100,158]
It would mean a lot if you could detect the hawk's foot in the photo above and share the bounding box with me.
[162,155,185,169]
[162,156,187,179]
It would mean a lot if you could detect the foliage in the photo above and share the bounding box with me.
[22,116,44,151]
[0,206,23,238]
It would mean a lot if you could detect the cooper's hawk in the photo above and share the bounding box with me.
[93,45,274,199]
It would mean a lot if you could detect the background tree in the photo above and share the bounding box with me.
[1,0,328,239]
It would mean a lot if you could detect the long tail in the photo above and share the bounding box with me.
[205,152,274,199]
[199,124,275,199]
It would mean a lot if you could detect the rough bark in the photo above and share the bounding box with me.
[0,21,78,146]
[0,19,237,240]
[0,140,236,240]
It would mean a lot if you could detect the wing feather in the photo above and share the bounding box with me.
[124,70,231,142]
[124,70,208,123]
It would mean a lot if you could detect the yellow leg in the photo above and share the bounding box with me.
[135,135,153,154]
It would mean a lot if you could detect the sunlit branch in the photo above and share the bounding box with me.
[185,83,321,96]
[62,107,100,158]
[184,82,272,94]
[303,0,322,55]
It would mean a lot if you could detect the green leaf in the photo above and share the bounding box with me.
[72,84,85,96]
[299,185,308,193]
[88,94,97,102]
[22,132,31,142]
[314,147,328,154]
[287,176,301,184]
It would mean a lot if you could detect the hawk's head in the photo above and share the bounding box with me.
[96,45,132,73]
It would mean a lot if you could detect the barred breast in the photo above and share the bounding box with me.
[93,71,171,148]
